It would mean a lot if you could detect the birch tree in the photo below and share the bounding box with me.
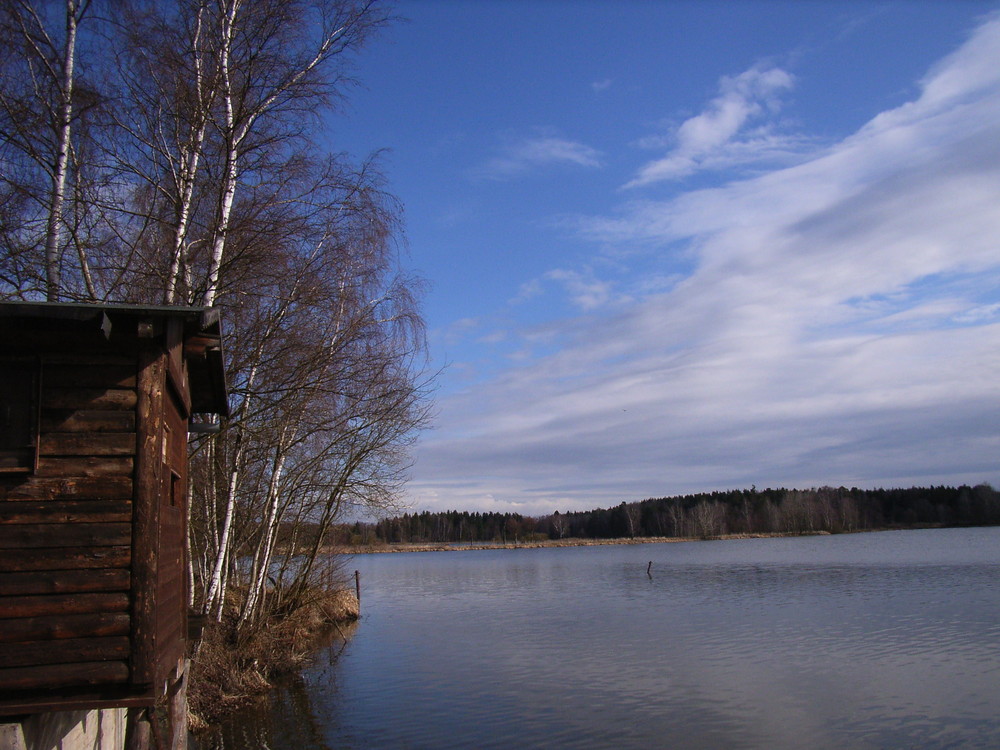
[0,0,100,300]
[105,0,220,303]
[190,0,389,307]
[2,0,428,637]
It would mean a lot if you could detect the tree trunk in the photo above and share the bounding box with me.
[43,0,81,300]
[239,442,289,626]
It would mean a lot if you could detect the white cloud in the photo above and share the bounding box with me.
[481,135,604,179]
[953,303,1000,325]
[411,14,1000,515]
[592,78,613,93]
[544,269,614,311]
[511,278,544,304]
[439,316,480,346]
[626,64,804,187]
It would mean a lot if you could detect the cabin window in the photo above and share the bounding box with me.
[170,470,183,507]
[0,359,39,472]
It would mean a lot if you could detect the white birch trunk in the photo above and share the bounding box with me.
[201,0,240,309]
[239,443,289,626]
[165,5,209,304]
[43,0,79,300]
[202,392,251,619]
[165,143,204,304]
[65,166,97,299]
[201,0,351,308]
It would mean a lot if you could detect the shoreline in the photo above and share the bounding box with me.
[330,529,845,555]
[187,588,359,732]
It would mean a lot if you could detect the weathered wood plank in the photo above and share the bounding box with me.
[0,329,124,355]
[0,522,130,549]
[157,570,184,604]
[43,365,136,389]
[39,433,135,457]
[0,612,129,642]
[0,690,154,715]
[157,562,183,590]
[42,353,133,367]
[156,620,184,674]
[164,395,189,486]
[35,456,134,478]
[0,661,129,690]
[157,622,184,664]
[154,625,186,689]
[158,612,183,646]
[0,500,131,524]
[0,592,130,619]
[0,684,156,716]
[41,409,136,433]
[0,569,130,596]
[166,318,193,415]
[160,505,183,526]
[0,546,129,572]
[131,346,166,686]
[41,388,137,411]
[0,636,129,668]
[158,552,182,582]
[0,475,132,501]
[156,580,183,616]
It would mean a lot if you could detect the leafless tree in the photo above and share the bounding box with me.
[692,500,726,538]
[0,0,104,300]
[2,0,428,636]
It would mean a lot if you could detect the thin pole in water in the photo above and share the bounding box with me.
[355,570,361,610]
[647,561,653,579]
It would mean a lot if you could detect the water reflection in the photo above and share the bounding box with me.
[201,528,1000,749]
[195,622,357,750]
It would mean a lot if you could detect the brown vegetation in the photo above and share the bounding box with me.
[187,586,359,731]
[3,0,427,725]
[335,530,834,554]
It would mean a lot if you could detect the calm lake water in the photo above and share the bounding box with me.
[200,527,1000,749]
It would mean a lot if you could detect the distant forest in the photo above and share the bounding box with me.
[330,485,1000,546]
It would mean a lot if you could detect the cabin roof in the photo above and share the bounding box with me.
[0,301,228,416]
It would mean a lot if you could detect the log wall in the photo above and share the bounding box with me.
[0,355,138,703]
[0,303,225,725]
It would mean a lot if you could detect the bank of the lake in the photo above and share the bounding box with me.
[187,588,359,731]
[336,527,951,554]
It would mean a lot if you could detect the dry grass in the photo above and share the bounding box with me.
[187,588,359,731]
[333,530,840,554]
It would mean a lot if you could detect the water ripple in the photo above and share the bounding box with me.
[200,528,1000,750]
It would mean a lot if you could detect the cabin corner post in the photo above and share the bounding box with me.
[132,343,167,687]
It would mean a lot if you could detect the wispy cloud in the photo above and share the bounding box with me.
[953,303,1000,325]
[411,14,1000,516]
[543,269,615,311]
[481,135,604,179]
[513,268,620,312]
[626,64,805,187]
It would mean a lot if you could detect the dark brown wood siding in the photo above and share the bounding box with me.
[0,357,136,695]
[131,345,192,688]
[154,389,189,683]
[0,303,226,715]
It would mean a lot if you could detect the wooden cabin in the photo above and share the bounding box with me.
[0,302,227,723]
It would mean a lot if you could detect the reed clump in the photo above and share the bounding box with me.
[187,587,359,730]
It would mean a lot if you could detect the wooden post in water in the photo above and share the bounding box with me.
[355,570,361,610]
[647,561,653,579]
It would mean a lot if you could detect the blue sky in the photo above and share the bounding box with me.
[333,1,1000,517]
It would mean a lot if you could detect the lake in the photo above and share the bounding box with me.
[199,527,1000,749]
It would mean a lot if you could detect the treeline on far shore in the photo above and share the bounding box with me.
[325,484,1000,546]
